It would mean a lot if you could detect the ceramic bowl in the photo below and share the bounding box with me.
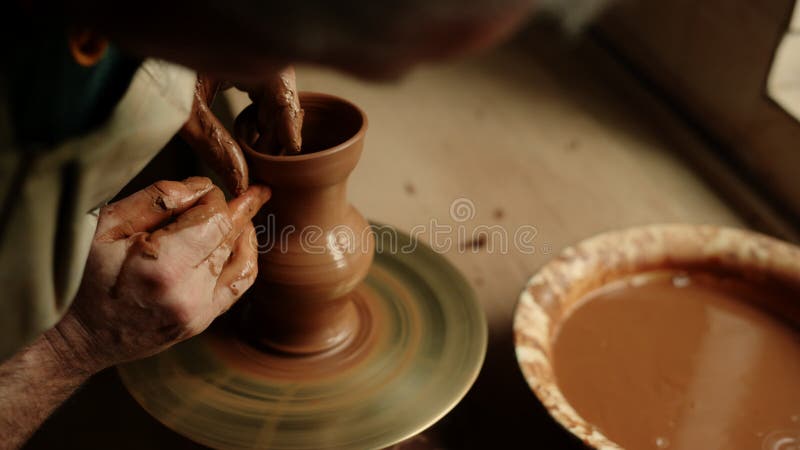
[512,224,800,449]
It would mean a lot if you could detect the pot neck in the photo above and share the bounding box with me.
[265,182,349,230]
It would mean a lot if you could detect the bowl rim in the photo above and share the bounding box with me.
[512,223,800,450]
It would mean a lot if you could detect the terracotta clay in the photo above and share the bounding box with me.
[240,66,304,155]
[179,75,250,196]
[120,92,487,450]
[234,92,374,354]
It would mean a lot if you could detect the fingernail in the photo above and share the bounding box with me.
[251,185,272,205]
[182,177,213,193]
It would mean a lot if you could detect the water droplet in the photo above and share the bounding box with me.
[672,274,691,288]
[655,437,670,449]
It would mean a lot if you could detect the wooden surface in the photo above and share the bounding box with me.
[28,26,746,449]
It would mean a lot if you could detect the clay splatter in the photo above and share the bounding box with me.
[493,208,505,220]
[565,139,581,152]
[460,235,487,251]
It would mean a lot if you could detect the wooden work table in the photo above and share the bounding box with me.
[27,26,748,449]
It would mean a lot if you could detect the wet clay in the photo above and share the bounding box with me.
[553,270,800,450]
[234,92,373,355]
[208,283,389,381]
[180,68,304,192]
[240,66,304,155]
[180,75,250,195]
[107,184,269,298]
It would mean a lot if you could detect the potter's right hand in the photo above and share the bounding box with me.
[51,177,270,375]
[237,66,303,155]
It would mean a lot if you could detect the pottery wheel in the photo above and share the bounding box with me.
[119,227,487,450]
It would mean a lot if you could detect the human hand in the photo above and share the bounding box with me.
[180,76,250,196]
[180,67,302,197]
[53,177,270,374]
[237,66,304,155]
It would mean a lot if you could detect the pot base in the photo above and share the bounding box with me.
[118,227,486,450]
[241,296,361,356]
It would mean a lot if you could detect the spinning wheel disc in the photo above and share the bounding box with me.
[119,228,487,450]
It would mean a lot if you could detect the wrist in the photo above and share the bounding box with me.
[42,312,107,377]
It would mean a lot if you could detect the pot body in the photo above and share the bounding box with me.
[235,93,374,354]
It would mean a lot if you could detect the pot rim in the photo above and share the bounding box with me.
[512,223,800,450]
[236,91,368,163]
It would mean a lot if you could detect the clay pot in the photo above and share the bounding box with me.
[234,92,374,355]
[513,224,800,449]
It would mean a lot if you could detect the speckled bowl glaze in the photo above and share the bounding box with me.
[513,224,800,449]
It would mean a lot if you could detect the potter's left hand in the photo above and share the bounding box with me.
[54,177,271,374]
[0,179,269,450]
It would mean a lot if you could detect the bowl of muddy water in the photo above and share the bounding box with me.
[513,224,800,450]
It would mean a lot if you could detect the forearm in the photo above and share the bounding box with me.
[0,313,99,449]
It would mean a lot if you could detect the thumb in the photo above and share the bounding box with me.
[94,177,214,242]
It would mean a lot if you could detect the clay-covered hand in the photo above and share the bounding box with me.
[54,177,270,374]
[180,68,302,191]
[237,66,304,155]
[180,76,250,196]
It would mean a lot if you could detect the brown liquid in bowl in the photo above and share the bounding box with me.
[553,271,800,450]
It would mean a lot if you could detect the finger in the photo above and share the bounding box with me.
[195,185,268,282]
[213,222,258,314]
[250,66,303,155]
[281,107,304,155]
[142,186,234,273]
[196,74,221,103]
[143,186,231,262]
[145,185,269,266]
[271,66,303,154]
[95,177,213,242]
[227,185,271,239]
[195,185,269,276]
[180,76,249,195]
